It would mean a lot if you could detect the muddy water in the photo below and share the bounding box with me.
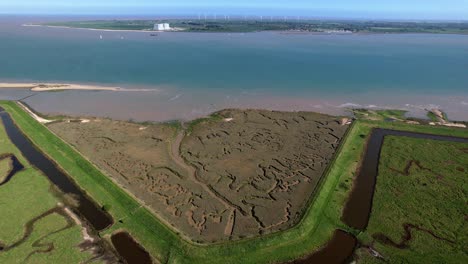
[290,229,357,264]
[111,232,152,264]
[0,154,24,186]
[342,128,468,230]
[0,107,113,231]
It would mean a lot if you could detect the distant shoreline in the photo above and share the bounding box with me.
[24,23,468,36]
[0,82,156,92]
[22,19,468,35]
[22,24,158,33]
[22,24,183,33]
[23,24,468,36]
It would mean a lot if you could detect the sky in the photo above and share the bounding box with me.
[0,0,467,20]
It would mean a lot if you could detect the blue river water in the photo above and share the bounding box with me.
[1,16,467,121]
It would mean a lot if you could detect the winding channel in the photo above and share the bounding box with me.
[0,107,112,231]
[342,128,468,231]
[0,106,154,263]
[294,128,467,264]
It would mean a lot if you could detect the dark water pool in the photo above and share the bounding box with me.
[111,232,152,264]
[0,154,24,186]
[290,229,357,264]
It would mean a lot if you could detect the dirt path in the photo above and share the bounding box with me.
[170,130,239,235]
[17,102,54,124]
[170,131,197,179]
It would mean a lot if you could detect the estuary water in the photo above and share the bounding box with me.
[0,16,467,121]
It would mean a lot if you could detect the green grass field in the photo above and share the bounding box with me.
[1,100,466,263]
[356,136,468,263]
[0,158,11,183]
[0,117,93,263]
[352,109,408,121]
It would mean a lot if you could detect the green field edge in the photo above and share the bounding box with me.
[1,100,466,264]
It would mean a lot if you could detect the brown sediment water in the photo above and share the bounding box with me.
[342,128,468,230]
[111,232,152,264]
[0,154,24,186]
[0,107,113,231]
[290,229,357,264]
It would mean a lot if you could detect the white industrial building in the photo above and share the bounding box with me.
[154,23,171,31]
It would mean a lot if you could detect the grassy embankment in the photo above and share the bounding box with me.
[352,109,408,121]
[0,117,93,263]
[1,100,466,263]
[356,135,468,263]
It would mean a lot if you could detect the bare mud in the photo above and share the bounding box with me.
[180,109,348,240]
[49,109,348,242]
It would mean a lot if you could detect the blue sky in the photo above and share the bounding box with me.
[1,0,467,20]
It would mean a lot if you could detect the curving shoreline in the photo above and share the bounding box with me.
[0,82,157,92]
[22,24,158,33]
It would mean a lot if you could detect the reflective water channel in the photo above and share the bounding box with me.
[111,232,153,264]
[0,107,113,230]
[293,128,467,264]
[0,107,154,263]
[342,128,468,230]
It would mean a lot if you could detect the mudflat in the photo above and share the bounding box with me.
[48,109,348,242]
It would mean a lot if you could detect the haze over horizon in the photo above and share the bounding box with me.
[0,0,467,20]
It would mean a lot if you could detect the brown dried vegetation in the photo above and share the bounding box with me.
[49,110,348,242]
